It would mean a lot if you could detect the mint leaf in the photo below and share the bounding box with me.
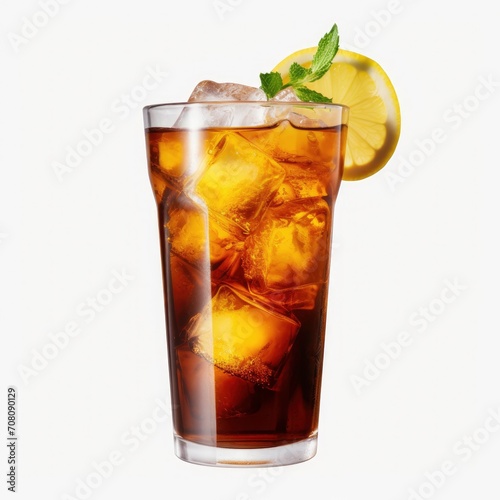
[289,62,310,83]
[259,72,283,99]
[258,23,340,103]
[294,87,332,103]
[310,24,339,82]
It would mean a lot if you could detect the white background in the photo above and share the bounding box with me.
[1,0,499,499]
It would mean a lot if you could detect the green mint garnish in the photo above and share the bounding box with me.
[309,24,339,82]
[259,72,284,99]
[259,23,339,103]
[289,62,309,82]
[294,86,333,104]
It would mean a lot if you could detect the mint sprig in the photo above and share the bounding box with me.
[294,87,333,104]
[259,72,284,99]
[259,24,339,103]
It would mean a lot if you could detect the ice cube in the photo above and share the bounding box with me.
[243,197,332,292]
[147,129,186,198]
[175,81,268,128]
[257,284,321,311]
[195,133,285,234]
[177,346,259,420]
[241,119,337,164]
[174,103,234,128]
[270,162,331,204]
[269,88,335,128]
[188,80,266,102]
[151,131,186,176]
[147,129,221,198]
[186,285,300,387]
[271,87,300,102]
[254,88,301,125]
[149,167,169,203]
[165,193,244,279]
[166,194,208,265]
[169,254,212,332]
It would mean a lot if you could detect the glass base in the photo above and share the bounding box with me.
[173,434,318,467]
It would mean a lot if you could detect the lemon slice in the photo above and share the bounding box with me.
[273,48,401,180]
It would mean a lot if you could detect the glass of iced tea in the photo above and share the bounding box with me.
[144,100,348,466]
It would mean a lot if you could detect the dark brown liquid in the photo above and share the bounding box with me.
[146,121,346,448]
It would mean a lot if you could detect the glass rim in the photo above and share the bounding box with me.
[144,100,350,112]
[144,100,349,130]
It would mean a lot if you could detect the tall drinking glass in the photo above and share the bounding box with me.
[143,102,348,466]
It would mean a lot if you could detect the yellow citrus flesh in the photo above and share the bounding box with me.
[273,48,401,180]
